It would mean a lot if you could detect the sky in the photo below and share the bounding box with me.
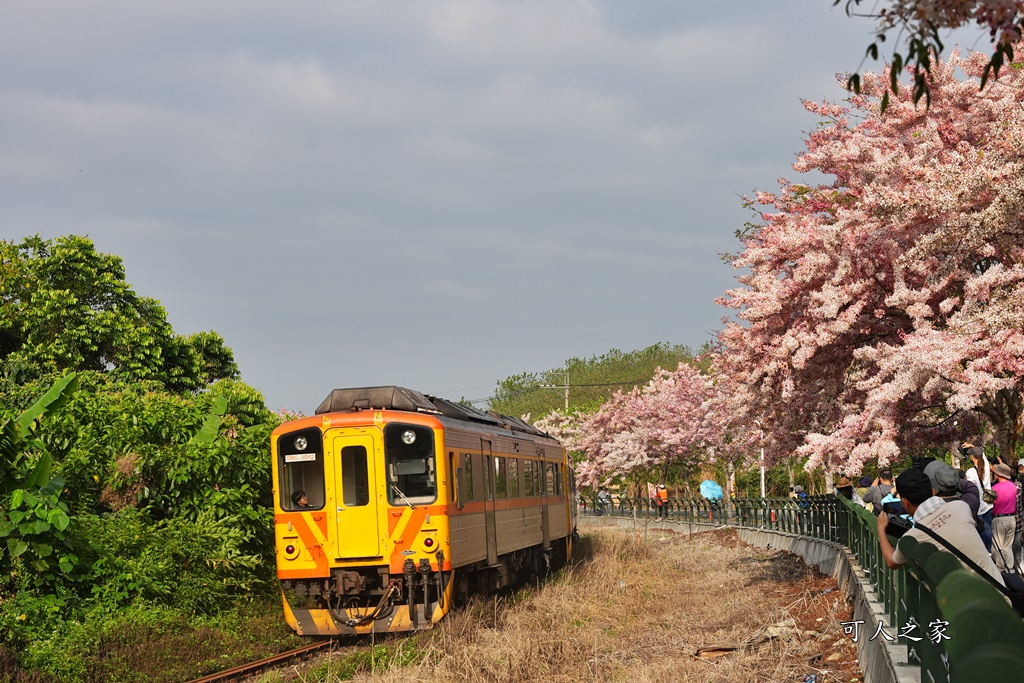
[0,1,988,413]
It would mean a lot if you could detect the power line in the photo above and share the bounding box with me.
[563,379,647,387]
[467,378,650,406]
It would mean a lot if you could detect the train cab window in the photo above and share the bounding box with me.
[523,460,534,496]
[495,457,507,498]
[507,458,519,498]
[278,428,325,510]
[384,424,436,505]
[341,446,370,506]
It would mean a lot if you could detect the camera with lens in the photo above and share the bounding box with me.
[882,498,906,515]
[880,497,913,537]
[884,509,913,537]
[911,456,934,472]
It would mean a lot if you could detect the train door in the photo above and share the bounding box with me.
[567,462,577,533]
[539,453,551,549]
[329,429,382,559]
[482,439,498,565]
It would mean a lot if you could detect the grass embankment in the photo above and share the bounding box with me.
[0,599,306,683]
[288,527,862,683]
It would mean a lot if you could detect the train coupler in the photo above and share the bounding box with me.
[419,558,432,622]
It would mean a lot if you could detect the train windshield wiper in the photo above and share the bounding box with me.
[391,485,416,509]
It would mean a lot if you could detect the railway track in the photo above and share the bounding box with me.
[184,639,335,683]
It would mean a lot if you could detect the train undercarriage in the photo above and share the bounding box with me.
[280,540,570,635]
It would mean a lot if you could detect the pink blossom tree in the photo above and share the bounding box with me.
[841,0,1024,106]
[533,408,586,454]
[720,50,1024,471]
[574,358,754,498]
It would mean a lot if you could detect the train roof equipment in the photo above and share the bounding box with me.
[314,385,549,438]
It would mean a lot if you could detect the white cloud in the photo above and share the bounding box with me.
[0,0,891,409]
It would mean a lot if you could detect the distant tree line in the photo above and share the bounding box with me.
[489,343,705,419]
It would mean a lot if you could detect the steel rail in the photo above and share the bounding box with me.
[184,639,335,683]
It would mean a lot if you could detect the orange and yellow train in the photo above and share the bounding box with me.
[271,386,576,635]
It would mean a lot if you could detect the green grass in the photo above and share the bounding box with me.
[300,640,425,682]
[6,599,306,683]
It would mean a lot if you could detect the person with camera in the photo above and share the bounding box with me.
[862,469,894,515]
[1015,461,1024,571]
[876,468,1004,587]
[923,460,980,516]
[991,463,1018,573]
[963,443,995,552]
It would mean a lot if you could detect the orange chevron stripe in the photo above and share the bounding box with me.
[277,511,329,577]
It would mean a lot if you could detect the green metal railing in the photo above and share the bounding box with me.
[580,493,1024,682]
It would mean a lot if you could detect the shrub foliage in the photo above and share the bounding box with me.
[0,235,281,680]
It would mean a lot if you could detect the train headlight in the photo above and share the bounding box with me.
[294,436,308,451]
[401,430,416,445]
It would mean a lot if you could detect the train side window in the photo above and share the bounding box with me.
[455,468,463,508]
[449,452,456,503]
[495,457,507,498]
[523,460,534,496]
[507,458,519,498]
[557,464,564,499]
[463,453,474,501]
[545,462,555,496]
[278,428,325,510]
[340,445,370,506]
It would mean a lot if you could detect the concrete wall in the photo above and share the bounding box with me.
[578,516,920,683]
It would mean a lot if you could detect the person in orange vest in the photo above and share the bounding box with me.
[656,484,669,520]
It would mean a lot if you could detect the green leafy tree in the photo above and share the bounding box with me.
[489,343,702,419]
[0,235,238,392]
[0,238,280,677]
[73,508,263,615]
[0,373,80,596]
[18,373,278,545]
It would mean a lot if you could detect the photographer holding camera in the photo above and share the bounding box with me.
[876,468,1004,587]
[963,443,995,552]
[923,460,980,516]
[863,469,895,516]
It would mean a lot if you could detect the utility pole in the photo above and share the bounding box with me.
[754,419,766,498]
[540,372,569,410]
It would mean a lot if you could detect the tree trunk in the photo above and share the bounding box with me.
[725,462,735,505]
[976,387,1023,465]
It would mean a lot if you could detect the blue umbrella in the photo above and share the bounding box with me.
[700,479,724,501]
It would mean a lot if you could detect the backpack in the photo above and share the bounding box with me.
[914,522,1024,617]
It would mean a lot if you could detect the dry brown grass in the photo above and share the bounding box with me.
[309,527,862,683]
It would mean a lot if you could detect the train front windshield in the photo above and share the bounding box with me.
[384,423,436,505]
